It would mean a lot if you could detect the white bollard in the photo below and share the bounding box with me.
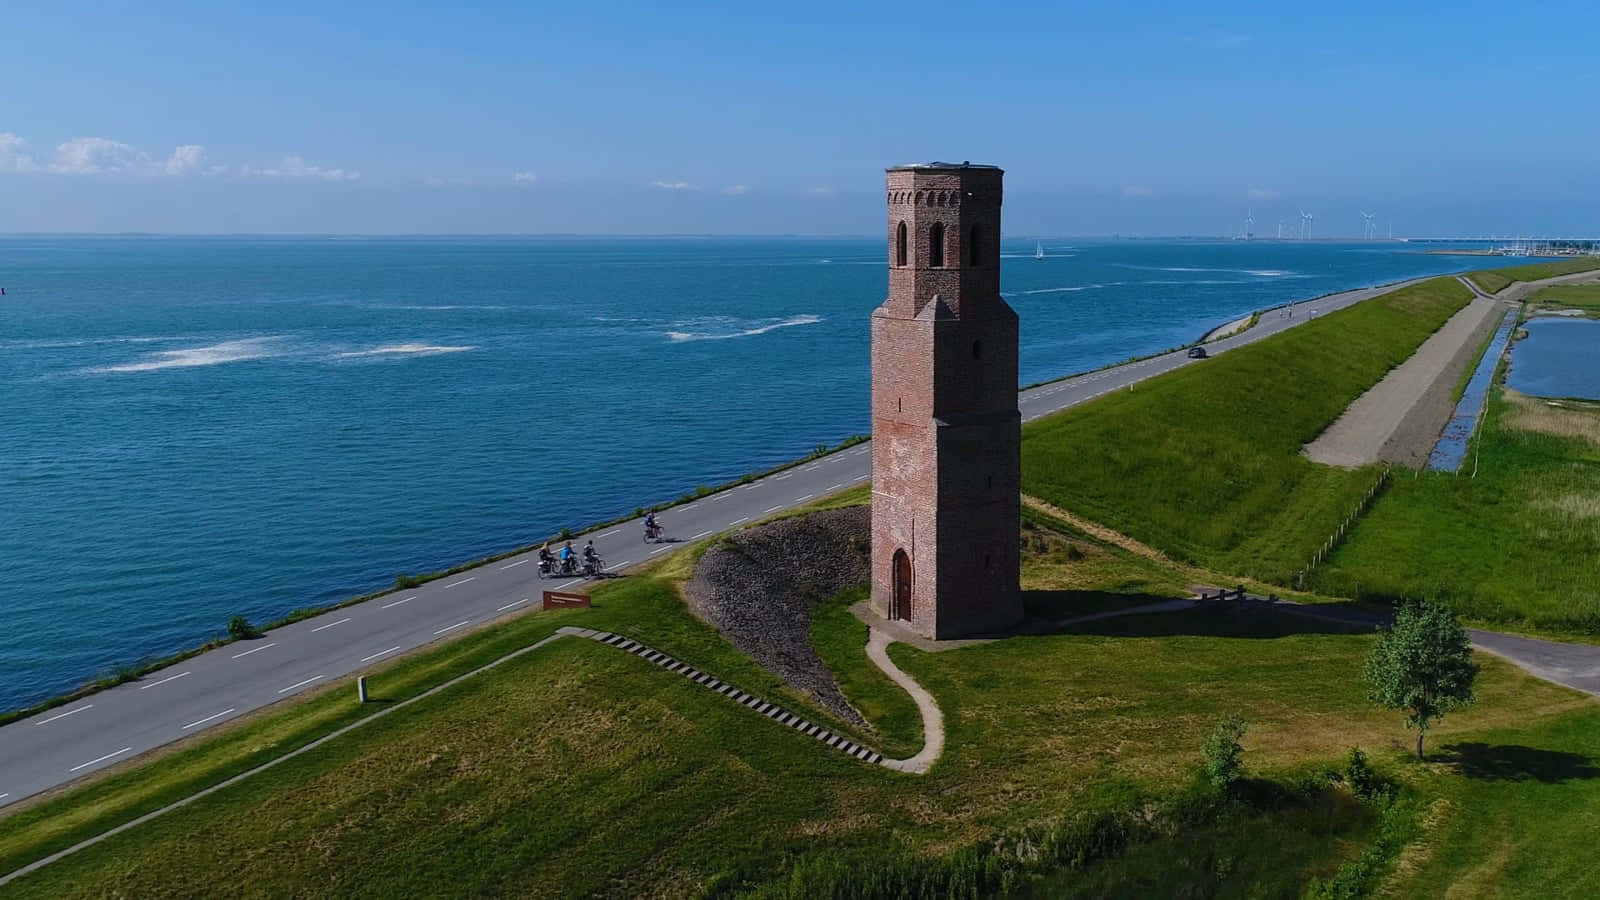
[358,676,368,704]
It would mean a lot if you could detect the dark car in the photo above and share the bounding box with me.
[1187,346,1208,359]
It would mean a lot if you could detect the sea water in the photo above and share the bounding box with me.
[0,237,1517,711]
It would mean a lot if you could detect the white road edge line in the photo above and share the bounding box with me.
[763,505,782,513]
[69,747,133,773]
[277,675,325,694]
[310,617,351,633]
[444,577,476,589]
[182,708,236,730]
[607,560,634,569]
[500,559,528,570]
[231,642,277,659]
[793,494,814,503]
[433,621,470,635]
[138,671,190,691]
[554,580,582,590]
[729,517,749,525]
[360,646,402,663]
[691,530,712,539]
[36,704,93,726]
[649,546,671,556]
[827,483,843,491]
[497,598,529,612]
[381,596,417,609]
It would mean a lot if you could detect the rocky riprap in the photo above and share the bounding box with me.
[683,506,870,725]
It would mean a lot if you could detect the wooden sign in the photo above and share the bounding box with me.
[542,590,591,611]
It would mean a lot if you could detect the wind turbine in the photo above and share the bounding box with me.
[1244,208,1255,240]
[1300,210,1314,240]
[1361,211,1377,241]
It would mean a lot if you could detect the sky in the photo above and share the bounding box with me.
[3,1,1599,236]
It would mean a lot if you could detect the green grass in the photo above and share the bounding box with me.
[1020,276,1473,584]
[7,505,1600,897]
[810,586,925,759]
[1468,258,1600,294]
[1312,388,1600,633]
[1529,283,1600,318]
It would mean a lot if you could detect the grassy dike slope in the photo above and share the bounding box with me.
[1313,389,1600,632]
[1467,258,1600,294]
[1020,276,1473,583]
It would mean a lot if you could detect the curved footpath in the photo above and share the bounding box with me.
[0,273,1448,811]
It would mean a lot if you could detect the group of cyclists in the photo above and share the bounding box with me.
[537,512,666,579]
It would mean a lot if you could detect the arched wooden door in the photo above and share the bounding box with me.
[892,549,912,622]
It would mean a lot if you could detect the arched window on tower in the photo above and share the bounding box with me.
[896,221,908,267]
[969,224,982,267]
[929,222,945,268]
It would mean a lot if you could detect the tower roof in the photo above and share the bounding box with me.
[886,161,1002,172]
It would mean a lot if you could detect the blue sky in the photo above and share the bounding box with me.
[4,1,1598,235]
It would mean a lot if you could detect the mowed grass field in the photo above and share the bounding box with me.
[1467,258,1600,294]
[6,499,1600,897]
[1020,276,1472,584]
[1313,389,1600,633]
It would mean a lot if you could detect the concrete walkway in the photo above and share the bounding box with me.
[866,630,944,774]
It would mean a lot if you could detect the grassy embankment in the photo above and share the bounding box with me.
[1313,387,1600,633]
[7,488,1600,897]
[1019,276,1473,585]
[1528,283,1600,318]
[1467,258,1600,294]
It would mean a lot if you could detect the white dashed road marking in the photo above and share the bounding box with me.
[36,704,93,726]
[444,577,476,590]
[691,530,712,539]
[828,483,843,491]
[729,517,749,525]
[231,642,277,659]
[182,708,236,730]
[433,621,470,636]
[599,530,621,538]
[649,546,671,556]
[277,676,325,694]
[555,580,581,590]
[310,617,351,633]
[763,505,782,514]
[381,596,416,609]
[500,559,528,570]
[360,646,402,662]
[497,598,529,612]
[793,494,813,503]
[138,671,190,691]
[69,747,132,773]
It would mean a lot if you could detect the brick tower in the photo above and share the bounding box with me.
[869,162,1021,639]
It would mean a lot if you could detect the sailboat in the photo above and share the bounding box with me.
[1034,241,1045,261]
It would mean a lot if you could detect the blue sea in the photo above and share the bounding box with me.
[0,236,1510,711]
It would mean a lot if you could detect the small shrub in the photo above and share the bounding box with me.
[227,616,260,641]
[559,527,574,540]
[394,573,422,589]
[1343,747,1383,802]
[1202,714,1248,790]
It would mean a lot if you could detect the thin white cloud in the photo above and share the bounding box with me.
[165,145,208,176]
[242,155,359,182]
[1123,185,1154,197]
[513,171,538,185]
[51,137,150,175]
[0,132,38,173]
[652,179,692,190]
[721,184,747,195]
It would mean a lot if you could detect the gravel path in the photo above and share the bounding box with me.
[683,506,870,725]
[1305,296,1506,468]
[866,630,944,773]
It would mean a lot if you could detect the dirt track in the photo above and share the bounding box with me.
[1304,295,1507,468]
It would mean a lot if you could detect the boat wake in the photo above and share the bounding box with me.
[88,337,285,373]
[666,314,822,342]
[334,343,477,358]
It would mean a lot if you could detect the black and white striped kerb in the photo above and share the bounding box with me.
[579,630,884,765]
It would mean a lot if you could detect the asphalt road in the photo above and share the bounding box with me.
[0,275,1434,810]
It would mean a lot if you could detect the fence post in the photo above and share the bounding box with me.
[357,676,368,704]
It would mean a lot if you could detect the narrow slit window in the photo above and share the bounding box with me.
[929,222,945,267]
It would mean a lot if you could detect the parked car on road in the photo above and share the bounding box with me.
[1187,346,1208,359]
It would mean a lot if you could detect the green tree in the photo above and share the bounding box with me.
[1364,600,1478,760]
[1202,714,1248,790]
